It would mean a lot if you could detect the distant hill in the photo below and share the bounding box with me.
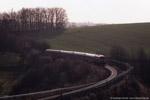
[32,23,150,56]
[67,22,106,28]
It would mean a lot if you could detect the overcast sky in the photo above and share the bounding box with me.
[0,0,150,24]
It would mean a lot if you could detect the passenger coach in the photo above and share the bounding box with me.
[45,49,105,64]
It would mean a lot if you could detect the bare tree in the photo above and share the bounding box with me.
[110,45,129,61]
[54,8,68,31]
[0,7,68,34]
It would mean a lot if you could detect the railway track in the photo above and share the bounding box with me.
[0,65,117,100]
[38,65,117,100]
[0,49,133,100]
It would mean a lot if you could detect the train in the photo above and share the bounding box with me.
[45,49,106,64]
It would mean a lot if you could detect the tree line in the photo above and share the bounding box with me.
[110,45,150,86]
[0,7,68,34]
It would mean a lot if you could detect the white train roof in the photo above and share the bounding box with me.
[46,49,105,58]
[60,50,74,54]
[46,49,60,52]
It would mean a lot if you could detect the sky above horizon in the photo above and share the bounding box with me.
[0,0,150,24]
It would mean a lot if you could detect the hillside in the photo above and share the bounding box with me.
[72,76,150,100]
[0,23,150,98]
[34,23,150,56]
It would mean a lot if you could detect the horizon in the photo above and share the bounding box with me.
[0,0,150,24]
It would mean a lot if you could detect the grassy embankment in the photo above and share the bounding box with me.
[1,23,150,95]
[29,23,150,56]
[0,53,21,95]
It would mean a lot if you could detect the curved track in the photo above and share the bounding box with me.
[0,65,117,100]
[0,49,133,100]
[38,65,117,100]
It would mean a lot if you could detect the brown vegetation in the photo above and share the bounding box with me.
[72,76,150,100]
[0,7,68,34]
[10,55,107,95]
[110,45,150,86]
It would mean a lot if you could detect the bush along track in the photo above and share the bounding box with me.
[0,52,133,100]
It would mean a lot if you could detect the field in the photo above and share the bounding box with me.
[0,23,150,96]
[30,23,150,56]
[0,53,22,95]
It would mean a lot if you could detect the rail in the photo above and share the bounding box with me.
[0,56,134,100]
[38,61,133,100]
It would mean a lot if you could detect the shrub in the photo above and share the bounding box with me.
[110,45,129,62]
